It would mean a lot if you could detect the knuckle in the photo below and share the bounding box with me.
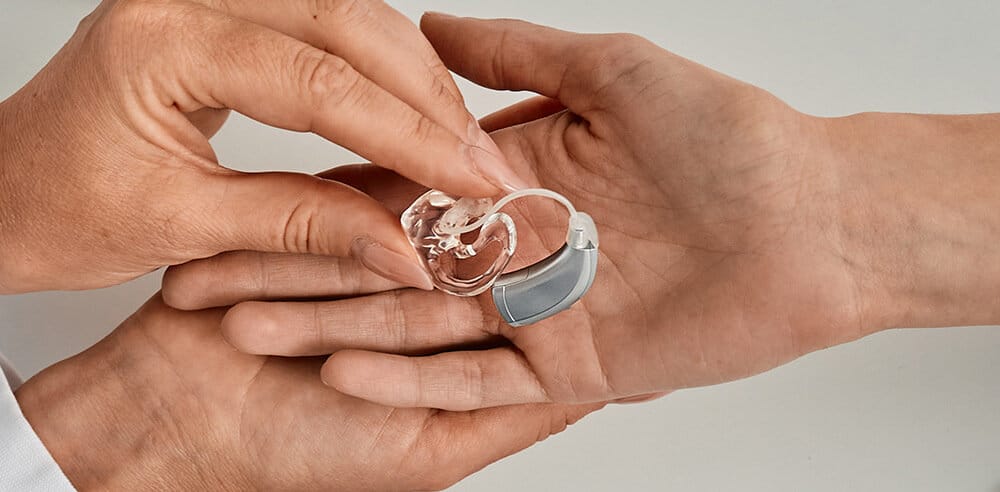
[97,0,183,41]
[280,201,319,254]
[295,48,365,106]
[331,257,366,295]
[422,54,462,103]
[310,0,376,24]
[530,410,577,445]
[604,32,655,54]
[489,24,532,86]
[404,113,437,145]
[383,291,412,350]
[276,179,326,254]
[430,74,456,104]
[458,355,485,407]
[577,33,657,90]
[305,303,330,349]
[89,0,209,73]
[250,251,273,299]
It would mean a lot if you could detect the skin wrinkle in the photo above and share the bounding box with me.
[586,307,616,398]
[514,347,553,403]
[556,117,610,186]
[363,407,399,465]
[604,58,661,112]
[511,114,551,177]
[235,359,268,485]
[389,289,412,352]
[489,25,513,90]
[466,353,487,408]
[307,301,329,351]
[124,319,231,486]
[582,38,650,115]
[280,199,309,254]
[254,251,273,301]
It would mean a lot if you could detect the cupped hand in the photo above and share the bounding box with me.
[0,1,526,294]
[163,15,869,410]
[15,294,599,490]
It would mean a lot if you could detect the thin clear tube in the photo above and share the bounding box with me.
[438,188,578,235]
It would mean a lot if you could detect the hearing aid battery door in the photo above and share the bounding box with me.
[491,239,598,327]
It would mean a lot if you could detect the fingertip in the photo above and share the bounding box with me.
[420,11,457,29]
[322,351,420,407]
[420,11,468,52]
[351,236,435,291]
[221,302,282,355]
[321,350,371,392]
[161,263,211,311]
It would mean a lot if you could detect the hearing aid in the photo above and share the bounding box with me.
[401,188,599,327]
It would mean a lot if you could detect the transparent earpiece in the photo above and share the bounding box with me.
[401,188,589,298]
[401,190,517,296]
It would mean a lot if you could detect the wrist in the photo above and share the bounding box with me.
[825,112,1000,331]
[0,98,16,293]
[0,95,34,294]
[14,326,223,490]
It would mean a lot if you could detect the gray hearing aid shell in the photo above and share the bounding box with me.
[491,213,599,327]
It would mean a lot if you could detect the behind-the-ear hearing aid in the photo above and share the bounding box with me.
[401,188,599,327]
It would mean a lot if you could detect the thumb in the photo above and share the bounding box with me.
[183,171,433,290]
[422,13,649,115]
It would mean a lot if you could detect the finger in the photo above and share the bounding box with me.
[178,171,433,290]
[421,13,649,116]
[317,164,427,215]
[163,165,427,310]
[200,0,470,138]
[166,6,526,196]
[219,289,494,356]
[322,348,551,411]
[478,96,565,133]
[612,392,671,405]
[416,402,604,489]
[162,251,403,311]
[184,107,230,139]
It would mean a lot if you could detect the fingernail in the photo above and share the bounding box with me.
[424,11,456,18]
[351,236,434,291]
[611,392,670,405]
[467,129,532,192]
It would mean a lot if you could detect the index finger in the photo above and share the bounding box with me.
[198,0,471,138]
[140,3,524,196]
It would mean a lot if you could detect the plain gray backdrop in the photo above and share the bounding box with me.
[2,1,999,490]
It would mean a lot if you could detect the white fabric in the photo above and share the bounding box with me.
[0,354,20,392]
[0,353,75,491]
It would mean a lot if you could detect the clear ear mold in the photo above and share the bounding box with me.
[400,190,517,297]
[401,188,600,326]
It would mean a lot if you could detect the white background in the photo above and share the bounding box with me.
[2,1,999,490]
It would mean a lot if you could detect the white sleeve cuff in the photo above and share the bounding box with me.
[0,354,75,491]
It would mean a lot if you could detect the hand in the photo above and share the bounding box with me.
[0,1,527,294]
[163,15,1000,410]
[15,294,599,490]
